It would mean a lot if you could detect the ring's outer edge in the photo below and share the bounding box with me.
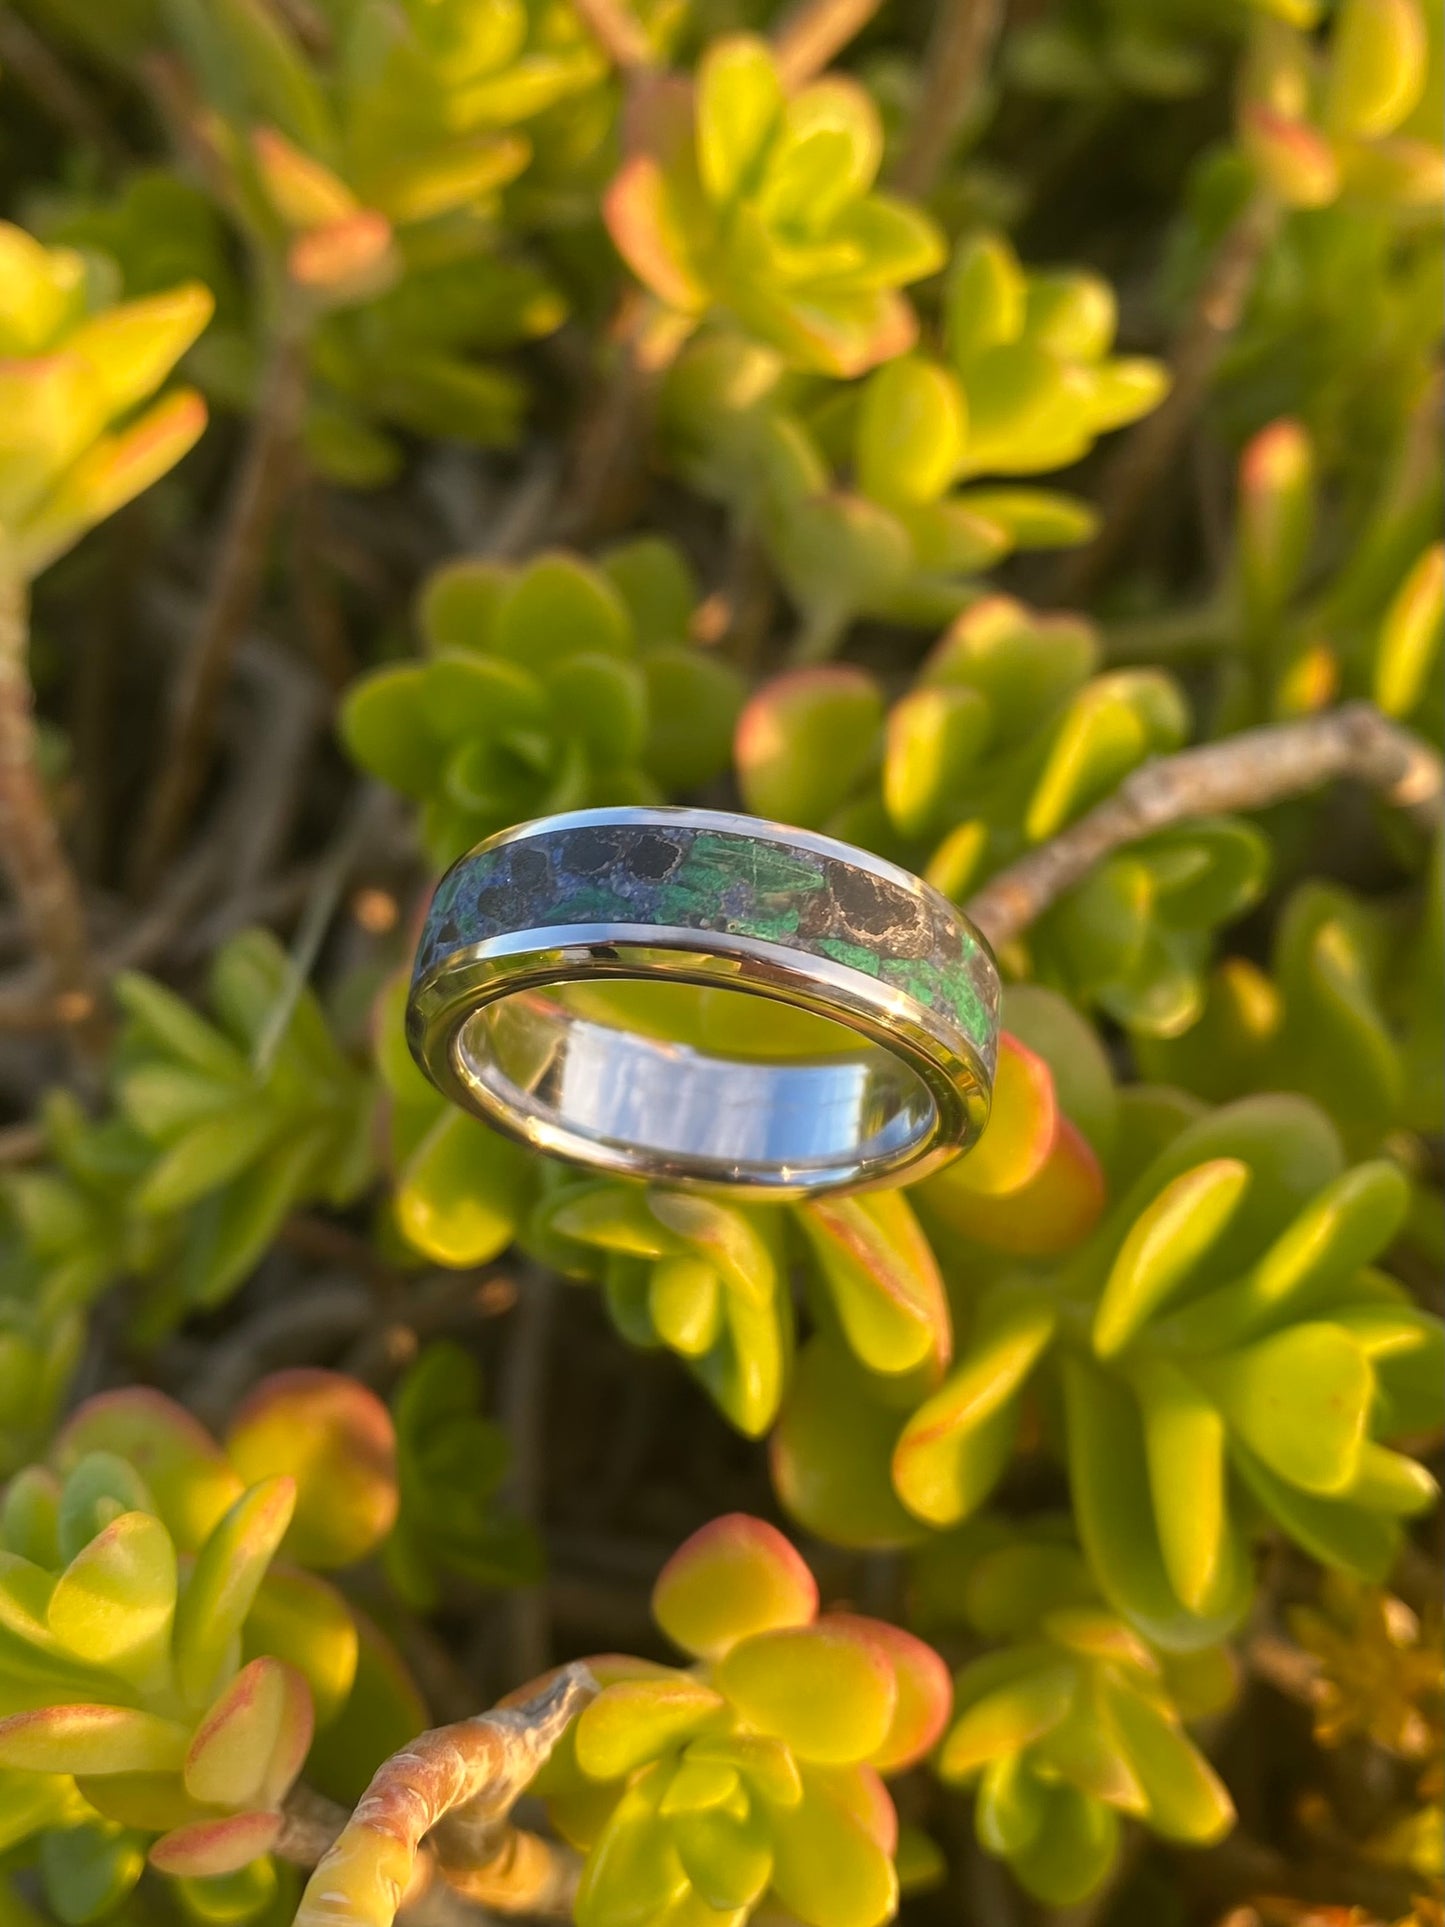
[406,808,1000,1198]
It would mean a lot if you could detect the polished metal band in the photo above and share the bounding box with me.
[407,806,999,1197]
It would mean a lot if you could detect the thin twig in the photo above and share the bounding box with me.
[889,0,1002,200]
[229,645,328,895]
[278,1783,352,1865]
[486,451,563,562]
[281,1214,414,1294]
[1245,1631,1322,1708]
[251,784,393,1075]
[143,51,235,205]
[499,1266,559,1687]
[964,703,1444,949]
[293,1665,597,1927]
[772,0,883,87]
[0,573,99,1033]
[183,1281,374,1430]
[71,505,146,880]
[0,634,361,1031]
[550,297,689,545]
[339,1268,519,1389]
[133,321,309,889]
[270,0,333,54]
[690,526,778,673]
[1056,196,1279,604]
[570,0,656,72]
[292,481,355,696]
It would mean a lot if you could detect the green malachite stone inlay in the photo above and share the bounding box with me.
[415,817,998,1071]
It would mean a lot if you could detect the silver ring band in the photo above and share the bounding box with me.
[406,806,999,1197]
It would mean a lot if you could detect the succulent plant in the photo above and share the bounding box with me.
[605,36,944,378]
[0,1092,155,1476]
[1238,0,1440,220]
[528,1170,796,1438]
[342,541,745,866]
[384,1342,540,1611]
[0,931,373,1473]
[1114,411,1443,735]
[1137,863,1444,1165]
[0,223,209,582]
[1169,0,1441,476]
[660,231,1166,648]
[106,930,375,1322]
[734,598,1266,1032]
[1010,1099,1437,1646]
[923,1519,1235,1904]
[774,1090,1444,1652]
[373,969,536,1270]
[532,1514,952,1927]
[0,0,1439,1914]
[0,1371,407,1908]
[151,0,606,471]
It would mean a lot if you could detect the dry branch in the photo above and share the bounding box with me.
[500,1266,559,1686]
[771,0,882,88]
[965,703,1444,949]
[890,0,1002,200]
[551,296,690,546]
[293,1663,597,1927]
[570,0,656,72]
[1056,196,1279,604]
[133,323,308,889]
[0,573,98,1028]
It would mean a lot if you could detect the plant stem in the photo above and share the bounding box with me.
[965,702,1444,948]
[291,481,354,696]
[270,0,333,54]
[551,297,691,545]
[1102,598,1234,664]
[788,604,849,665]
[291,1665,597,1927]
[0,572,97,1023]
[1246,1631,1321,1708]
[772,0,882,87]
[890,0,1002,200]
[1056,195,1280,604]
[570,0,656,71]
[132,319,308,891]
[499,1265,558,1688]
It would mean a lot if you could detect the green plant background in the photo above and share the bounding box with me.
[0,0,1439,1924]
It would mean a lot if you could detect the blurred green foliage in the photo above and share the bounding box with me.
[605,35,944,376]
[343,540,744,865]
[0,0,1439,1917]
[923,1518,1235,1903]
[0,1373,414,1908]
[662,231,1166,647]
[0,223,209,582]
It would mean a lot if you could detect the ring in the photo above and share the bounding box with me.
[406,807,999,1197]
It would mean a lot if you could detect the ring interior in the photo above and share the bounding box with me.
[452,980,940,1187]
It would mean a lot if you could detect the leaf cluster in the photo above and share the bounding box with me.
[0,224,209,582]
[736,598,1266,1032]
[343,541,744,866]
[534,1514,952,1927]
[0,0,1438,1916]
[662,231,1164,640]
[0,1372,414,1917]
